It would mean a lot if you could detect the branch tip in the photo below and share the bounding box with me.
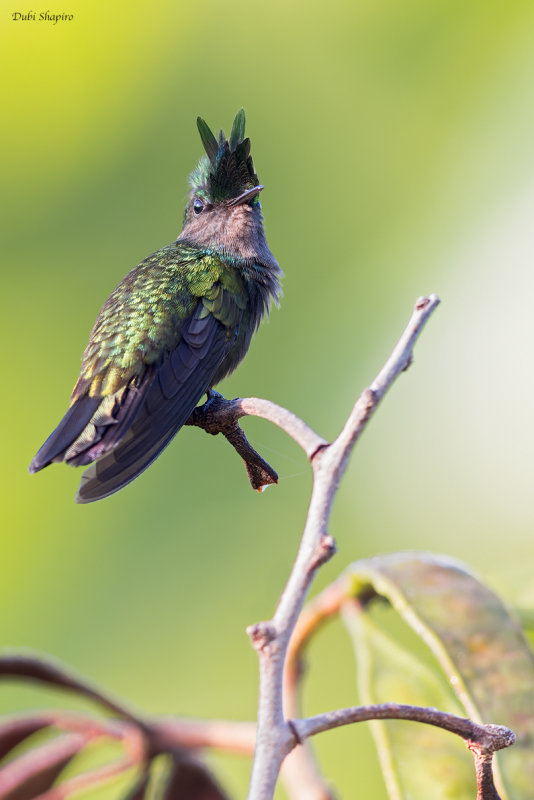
[467,723,516,755]
[246,622,277,652]
[415,293,440,311]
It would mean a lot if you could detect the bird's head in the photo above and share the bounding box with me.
[178,109,272,262]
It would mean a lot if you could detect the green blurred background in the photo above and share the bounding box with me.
[2,0,534,796]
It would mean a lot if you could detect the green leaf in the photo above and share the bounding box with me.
[344,552,534,800]
[345,606,476,799]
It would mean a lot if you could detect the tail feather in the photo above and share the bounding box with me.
[29,395,101,473]
[75,426,179,504]
[65,369,155,467]
[30,303,235,503]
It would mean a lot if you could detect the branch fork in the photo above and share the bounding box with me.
[240,294,444,799]
[185,296,462,799]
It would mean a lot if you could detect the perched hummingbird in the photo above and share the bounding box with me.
[29,109,282,503]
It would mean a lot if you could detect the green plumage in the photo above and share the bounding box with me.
[30,109,281,502]
[74,246,247,399]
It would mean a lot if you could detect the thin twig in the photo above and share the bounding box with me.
[473,750,501,800]
[237,398,328,461]
[149,717,256,755]
[284,581,349,714]
[186,393,327,490]
[293,705,513,800]
[246,295,440,800]
[293,705,515,751]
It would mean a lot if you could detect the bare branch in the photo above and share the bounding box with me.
[185,392,328,490]
[237,398,328,461]
[473,751,501,800]
[149,717,256,755]
[322,294,440,481]
[293,705,515,751]
[285,581,348,706]
[8,294,505,799]
[292,705,513,800]
[247,295,441,800]
[185,394,279,490]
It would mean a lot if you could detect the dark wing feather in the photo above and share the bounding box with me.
[65,368,157,466]
[29,395,102,473]
[75,306,232,503]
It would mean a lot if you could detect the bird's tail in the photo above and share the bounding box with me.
[29,395,102,473]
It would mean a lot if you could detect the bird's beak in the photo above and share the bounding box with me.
[228,185,264,207]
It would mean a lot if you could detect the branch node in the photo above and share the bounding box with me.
[356,388,377,419]
[246,622,277,652]
[286,719,303,746]
[244,295,441,798]
[310,442,330,464]
[402,353,413,372]
[309,536,337,572]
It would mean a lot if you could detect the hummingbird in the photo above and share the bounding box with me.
[29,109,282,503]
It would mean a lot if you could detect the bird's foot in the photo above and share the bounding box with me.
[205,388,223,407]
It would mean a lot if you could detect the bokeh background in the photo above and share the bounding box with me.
[2,0,534,796]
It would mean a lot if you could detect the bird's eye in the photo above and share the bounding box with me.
[193,199,204,215]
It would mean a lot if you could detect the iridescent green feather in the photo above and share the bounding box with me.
[72,246,248,400]
[229,107,246,151]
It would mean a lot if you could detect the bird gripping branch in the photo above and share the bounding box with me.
[29,109,282,503]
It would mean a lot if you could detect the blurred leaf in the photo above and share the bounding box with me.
[144,755,229,800]
[122,768,150,800]
[0,652,139,721]
[516,608,534,634]
[163,758,228,800]
[0,717,52,763]
[345,605,475,799]
[345,552,534,800]
[0,733,86,800]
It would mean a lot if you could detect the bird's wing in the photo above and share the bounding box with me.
[74,290,242,503]
[29,242,249,487]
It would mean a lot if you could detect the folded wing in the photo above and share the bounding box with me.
[75,305,231,503]
[30,302,234,503]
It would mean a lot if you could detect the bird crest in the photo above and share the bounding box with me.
[189,108,260,203]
